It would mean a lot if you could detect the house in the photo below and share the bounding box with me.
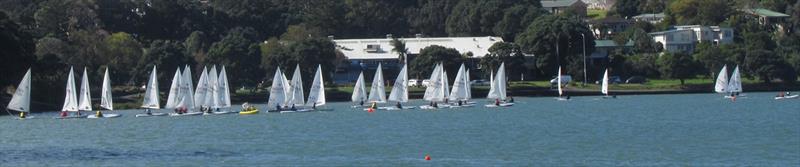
[583,0,615,10]
[632,13,665,24]
[742,8,790,33]
[331,35,503,83]
[649,25,734,53]
[541,0,588,17]
[590,39,633,62]
[588,16,632,39]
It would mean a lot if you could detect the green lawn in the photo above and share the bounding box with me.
[588,9,607,19]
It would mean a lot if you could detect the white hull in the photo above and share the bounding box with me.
[135,112,167,117]
[775,95,799,100]
[724,94,746,99]
[169,112,203,116]
[55,115,88,119]
[15,116,36,120]
[448,104,475,108]
[87,113,121,119]
[556,97,570,101]
[484,103,514,107]
[379,106,417,110]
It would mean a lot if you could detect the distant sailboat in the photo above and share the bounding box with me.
[714,65,728,93]
[555,66,569,101]
[725,65,744,98]
[305,65,327,109]
[181,65,195,112]
[194,66,209,109]
[288,65,305,108]
[169,67,202,117]
[386,64,415,110]
[486,63,514,107]
[89,68,121,118]
[600,69,616,99]
[421,63,445,109]
[136,66,167,117]
[449,64,474,107]
[351,71,367,107]
[213,66,234,114]
[165,68,183,110]
[367,64,387,105]
[203,65,219,114]
[57,67,84,119]
[267,68,291,112]
[6,69,32,119]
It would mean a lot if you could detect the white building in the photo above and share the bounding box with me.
[649,25,734,53]
[331,35,504,83]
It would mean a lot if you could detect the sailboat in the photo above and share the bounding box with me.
[6,69,32,119]
[281,64,305,113]
[57,67,85,119]
[714,65,728,94]
[486,63,514,107]
[201,65,219,115]
[441,69,451,107]
[213,66,235,114]
[600,69,616,99]
[724,65,744,99]
[421,63,445,109]
[386,64,415,110]
[169,67,202,117]
[267,68,291,112]
[351,71,367,108]
[88,68,121,118]
[136,66,167,117]
[555,66,569,101]
[449,64,474,107]
[293,65,331,112]
[365,63,387,110]
[181,65,195,112]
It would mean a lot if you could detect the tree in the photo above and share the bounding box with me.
[140,40,192,88]
[692,42,731,77]
[410,45,464,80]
[342,0,414,38]
[406,0,459,37]
[390,38,407,64]
[0,11,35,88]
[207,27,263,87]
[612,0,640,18]
[446,0,543,41]
[667,0,733,25]
[744,49,789,83]
[185,31,210,68]
[638,0,668,14]
[481,42,526,80]
[657,52,697,85]
[516,15,595,77]
[34,0,101,39]
[105,32,144,85]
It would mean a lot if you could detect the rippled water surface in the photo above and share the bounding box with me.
[1,93,799,166]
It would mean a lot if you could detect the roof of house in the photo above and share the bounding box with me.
[744,8,790,18]
[333,36,504,60]
[541,0,581,8]
[632,13,665,19]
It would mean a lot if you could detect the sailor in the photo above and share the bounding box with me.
[96,111,103,117]
[145,108,152,115]
[290,104,296,111]
[312,103,317,109]
[495,99,500,106]
[276,104,281,111]
[396,102,402,109]
[508,96,515,103]
[566,96,571,100]
[458,100,463,106]
[370,102,377,109]
[19,112,26,118]
[432,102,438,108]
[360,100,365,106]
[60,110,68,117]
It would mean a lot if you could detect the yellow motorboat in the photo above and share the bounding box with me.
[239,108,259,115]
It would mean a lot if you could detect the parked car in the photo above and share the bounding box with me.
[470,79,489,86]
[422,79,431,87]
[550,75,572,86]
[626,76,647,84]
[408,79,421,87]
[609,76,622,84]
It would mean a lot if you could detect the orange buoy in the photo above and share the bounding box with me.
[368,108,374,113]
[424,154,431,161]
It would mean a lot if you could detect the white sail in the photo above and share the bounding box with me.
[194,66,208,108]
[351,72,367,102]
[205,65,219,108]
[449,64,468,101]
[557,66,563,96]
[442,69,450,100]
[141,66,160,109]
[305,65,326,106]
[714,65,728,93]
[487,63,507,100]
[78,68,92,111]
[7,69,31,112]
[280,69,292,106]
[367,64,387,103]
[727,65,742,93]
[267,68,290,109]
[289,65,305,106]
[181,65,195,109]
[100,68,113,110]
[62,67,79,112]
[465,69,472,100]
[601,69,609,95]
[388,64,409,102]
[424,64,443,101]
[165,68,182,109]
[218,66,231,108]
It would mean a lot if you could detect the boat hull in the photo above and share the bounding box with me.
[87,113,121,118]
[239,109,259,115]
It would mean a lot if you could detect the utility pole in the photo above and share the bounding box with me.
[581,33,587,86]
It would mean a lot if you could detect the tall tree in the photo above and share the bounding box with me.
[481,42,526,81]
[516,15,596,77]
[406,0,459,37]
[667,0,733,25]
[657,52,697,85]
[612,0,640,18]
[410,45,464,80]
[207,27,263,87]
[0,11,36,87]
[390,38,408,64]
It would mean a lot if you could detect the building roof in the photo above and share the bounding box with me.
[744,8,790,18]
[648,29,693,35]
[333,36,504,60]
[541,0,581,8]
[632,13,665,19]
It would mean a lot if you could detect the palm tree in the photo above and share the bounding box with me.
[391,38,408,65]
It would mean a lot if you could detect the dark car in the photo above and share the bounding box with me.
[626,76,647,84]
[609,76,622,84]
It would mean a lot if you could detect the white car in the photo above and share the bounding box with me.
[408,79,421,87]
[550,75,572,86]
[422,79,431,87]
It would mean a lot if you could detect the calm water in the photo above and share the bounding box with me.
[1,93,798,166]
